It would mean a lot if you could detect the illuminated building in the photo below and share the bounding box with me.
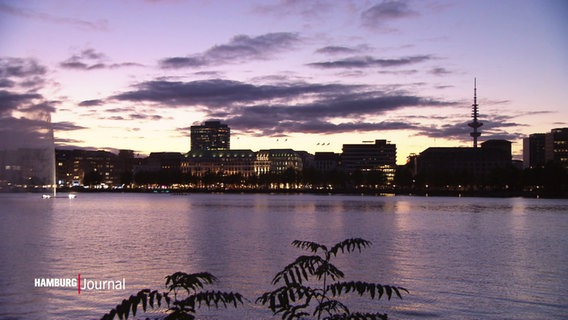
[190,120,230,151]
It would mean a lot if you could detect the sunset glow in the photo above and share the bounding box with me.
[1,0,566,163]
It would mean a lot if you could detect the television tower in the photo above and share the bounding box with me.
[468,78,482,148]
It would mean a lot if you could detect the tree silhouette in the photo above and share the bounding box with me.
[101,272,244,320]
[257,238,408,320]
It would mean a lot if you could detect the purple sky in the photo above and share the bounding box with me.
[1,0,567,163]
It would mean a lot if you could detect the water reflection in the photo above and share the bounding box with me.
[0,194,567,319]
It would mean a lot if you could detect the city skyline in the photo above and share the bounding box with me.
[1,0,567,164]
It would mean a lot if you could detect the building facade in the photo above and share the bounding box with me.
[190,120,230,151]
[415,140,512,180]
[523,133,546,169]
[341,140,396,184]
[545,128,568,168]
[55,149,120,187]
[254,149,303,175]
[523,128,568,169]
[314,152,341,172]
[182,149,256,177]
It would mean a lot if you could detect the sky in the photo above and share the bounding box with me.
[1,0,567,164]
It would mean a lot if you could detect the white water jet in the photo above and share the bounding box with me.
[0,107,56,194]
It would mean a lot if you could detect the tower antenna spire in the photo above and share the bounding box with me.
[468,78,482,148]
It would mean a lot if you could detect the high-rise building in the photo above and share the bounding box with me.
[341,140,396,184]
[523,133,546,168]
[545,128,568,168]
[190,121,230,151]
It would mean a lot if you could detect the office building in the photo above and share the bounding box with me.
[415,140,512,178]
[545,128,568,168]
[190,120,230,151]
[341,140,396,184]
[523,133,546,169]
[255,149,303,175]
[183,149,256,178]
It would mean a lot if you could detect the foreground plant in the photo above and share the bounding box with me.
[101,271,244,320]
[256,238,408,320]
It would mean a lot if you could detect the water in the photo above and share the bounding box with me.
[0,193,567,319]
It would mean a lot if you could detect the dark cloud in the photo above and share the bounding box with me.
[159,57,205,69]
[0,90,43,114]
[315,46,361,55]
[0,57,47,78]
[111,78,357,107]
[0,57,58,152]
[378,69,418,75]
[0,116,53,150]
[52,121,86,131]
[221,93,451,136]
[0,79,15,88]
[361,0,417,29]
[230,118,421,136]
[79,99,104,107]
[102,109,163,121]
[307,55,431,69]
[251,1,332,19]
[430,67,452,76]
[414,114,524,143]
[108,77,454,136]
[60,49,106,70]
[415,121,469,139]
[54,137,84,145]
[160,32,301,69]
[60,49,143,71]
[0,3,108,31]
[0,57,47,90]
[108,75,522,142]
[128,113,163,121]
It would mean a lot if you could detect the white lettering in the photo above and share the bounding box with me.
[35,276,126,291]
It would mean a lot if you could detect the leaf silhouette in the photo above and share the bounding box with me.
[258,238,407,320]
[327,282,408,301]
[292,240,329,254]
[328,238,372,258]
[101,272,242,320]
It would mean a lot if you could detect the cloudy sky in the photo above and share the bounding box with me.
[1,0,566,163]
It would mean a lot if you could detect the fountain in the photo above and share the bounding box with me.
[0,104,67,197]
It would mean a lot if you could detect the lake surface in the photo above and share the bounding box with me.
[0,193,567,319]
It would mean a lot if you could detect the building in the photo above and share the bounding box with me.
[255,149,303,175]
[182,149,256,177]
[55,149,119,187]
[190,120,230,151]
[545,128,568,168]
[314,152,341,172]
[415,140,512,181]
[523,128,568,169]
[523,133,546,169]
[341,140,396,184]
[135,152,183,173]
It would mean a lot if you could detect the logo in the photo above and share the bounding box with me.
[34,274,126,294]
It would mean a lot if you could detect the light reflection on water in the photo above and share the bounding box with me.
[0,193,567,319]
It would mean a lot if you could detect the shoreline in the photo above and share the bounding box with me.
[3,187,566,199]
